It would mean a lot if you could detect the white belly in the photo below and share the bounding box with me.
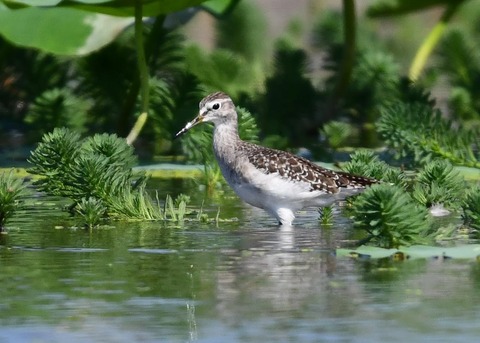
[222,162,364,212]
[224,165,323,210]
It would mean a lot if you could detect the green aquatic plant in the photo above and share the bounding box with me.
[411,160,465,209]
[27,128,82,198]
[343,150,408,188]
[351,184,430,248]
[318,206,334,226]
[24,88,92,139]
[377,101,480,168]
[184,46,258,99]
[462,185,480,233]
[216,0,268,64]
[28,128,148,206]
[28,128,193,224]
[322,121,353,149]
[199,152,224,195]
[164,194,188,222]
[0,170,28,231]
[259,45,318,147]
[75,197,108,229]
[437,28,480,121]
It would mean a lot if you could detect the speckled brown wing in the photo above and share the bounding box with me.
[238,142,377,194]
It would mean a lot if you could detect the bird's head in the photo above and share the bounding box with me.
[175,92,236,138]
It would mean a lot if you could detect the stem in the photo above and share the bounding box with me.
[126,0,150,145]
[324,0,356,122]
[334,0,356,102]
[408,2,463,81]
[118,16,165,136]
[118,77,140,136]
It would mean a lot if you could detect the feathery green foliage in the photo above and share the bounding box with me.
[216,0,268,63]
[24,88,92,139]
[28,128,147,204]
[75,36,139,132]
[184,46,258,99]
[27,128,210,225]
[347,50,400,117]
[1,19,206,156]
[319,206,334,226]
[344,150,474,247]
[411,160,465,208]
[259,46,317,147]
[367,0,462,17]
[237,107,260,144]
[28,128,155,220]
[343,150,408,188]
[377,101,480,167]
[0,43,69,129]
[28,128,153,217]
[351,184,430,248]
[147,73,206,155]
[462,185,480,232]
[322,121,353,149]
[437,28,480,120]
[396,78,436,106]
[184,0,267,99]
[0,170,28,231]
[312,10,344,48]
[313,9,401,129]
[75,197,108,229]
[27,128,82,198]
[199,151,224,194]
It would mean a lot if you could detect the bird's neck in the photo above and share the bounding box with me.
[213,122,240,166]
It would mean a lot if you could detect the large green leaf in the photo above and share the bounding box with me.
[201,0,240,17]
[0,0,238,54]
[0,6,133,55]
[3,0,213,17]
[63,0,207,17]
[337,244,480,260]
[4,0,61,6]
[367,0,467,17]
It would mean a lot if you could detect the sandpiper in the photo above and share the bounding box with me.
[175,92,377,226]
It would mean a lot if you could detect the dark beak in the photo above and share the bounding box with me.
[174,113,204,139]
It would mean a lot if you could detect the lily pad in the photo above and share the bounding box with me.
[337,244,480,260]
[337,246,401,259]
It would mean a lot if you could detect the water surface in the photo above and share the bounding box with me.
[1,188,479,342]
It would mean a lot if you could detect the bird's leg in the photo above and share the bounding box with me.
[271,207,295,227]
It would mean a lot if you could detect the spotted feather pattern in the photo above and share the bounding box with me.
[237,142,377,194]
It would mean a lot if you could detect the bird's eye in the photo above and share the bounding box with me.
[212,102,220,110]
